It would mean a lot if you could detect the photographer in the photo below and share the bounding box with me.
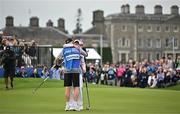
[50,64,60,80]
[0,31,3,50]
[1,46,16,89]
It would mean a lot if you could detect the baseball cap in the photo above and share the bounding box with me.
[74,39,80,44]
[0,31,3,35]
[65,38,73,44]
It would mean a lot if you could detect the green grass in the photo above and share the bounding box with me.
[0,78,180,114]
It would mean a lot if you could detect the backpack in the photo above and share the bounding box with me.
[108,68,115,75]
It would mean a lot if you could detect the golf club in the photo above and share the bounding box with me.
[32,76,49,94]
[84,76,91,110]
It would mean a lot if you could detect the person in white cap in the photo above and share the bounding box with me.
[66,39,87,111]
[76,39,87,110]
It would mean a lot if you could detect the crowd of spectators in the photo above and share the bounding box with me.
[0,31,37,68]
[0,31,180,88]
[85,57,180,88]
[0,31,65,80]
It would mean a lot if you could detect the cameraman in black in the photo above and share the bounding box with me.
[1,46,16,89]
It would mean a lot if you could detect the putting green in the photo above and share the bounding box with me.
[0,78,180,114]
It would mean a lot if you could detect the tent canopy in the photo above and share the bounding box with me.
[53,48,101,60]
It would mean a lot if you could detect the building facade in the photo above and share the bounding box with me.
[101,4,180,63]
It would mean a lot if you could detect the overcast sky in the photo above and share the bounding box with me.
[0,0,180,34]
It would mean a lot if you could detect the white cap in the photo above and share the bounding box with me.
[79,40,83,45]
[74,39,80,44]
[0,31,3,35]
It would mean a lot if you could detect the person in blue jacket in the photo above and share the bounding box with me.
[55,38,87,111]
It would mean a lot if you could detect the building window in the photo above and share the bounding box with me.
[165,37,178,48]
[173,26,179,32]
[126,38,130,47]
[138,53,142,61]
[138,25,143,32]
[165,38,170,47]
[122,25,127,31]
[147,38,152,47]
[165,26,170,32]
[121,53,126,63]
[174,38,178,48]
[156,26,161,32]
[122,37,125,46]
[138,38,143,48]
[156,39,161,48]
[118,39,122,47]
[156,53,160,60]
[119,52,127,63]
[118,37,130,47]
[147,25,152,32]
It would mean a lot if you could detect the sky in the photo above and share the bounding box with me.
[0,0,180,34]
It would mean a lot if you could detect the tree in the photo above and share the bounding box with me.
[73,8,83,34]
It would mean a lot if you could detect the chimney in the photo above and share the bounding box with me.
[58,18,65,31]
[171,5,179,15]
[30,17,39,27]
[92,10,104,25]
[154,5,163,15]
[121,5,125,14]
[46,19,53,27]
[6,16,14,27]
[124,4,130,14]
[92,10,105,34]
[135,5,145,14]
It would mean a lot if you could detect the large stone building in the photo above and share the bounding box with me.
[85,4,180,64]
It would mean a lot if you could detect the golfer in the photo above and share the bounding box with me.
[55,38,87,111]
[68,39,87,111]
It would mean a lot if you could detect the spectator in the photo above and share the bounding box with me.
[32,67,39,78]
[1,46,16,89]
[130,65,138,87]
[19,66,27,78]
[50,64,61,80]
[28,40,37,66]
[157,68,165,88]
[175,55,180,71]
[42,66,49,79]
[89,67,96,84]
[116,65,125,86]
[102,63,109,85]
[100,71,105,84]
[95,64,101,84]
[107,66,116,86]
[138,66,148,88]
[22,52,31,67]
[148,72,157,88]
[0,31,4,50]
[124,65,132,87]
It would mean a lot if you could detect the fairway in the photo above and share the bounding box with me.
[0,78,180,114]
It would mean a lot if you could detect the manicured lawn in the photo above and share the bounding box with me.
[0,78,180,114]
